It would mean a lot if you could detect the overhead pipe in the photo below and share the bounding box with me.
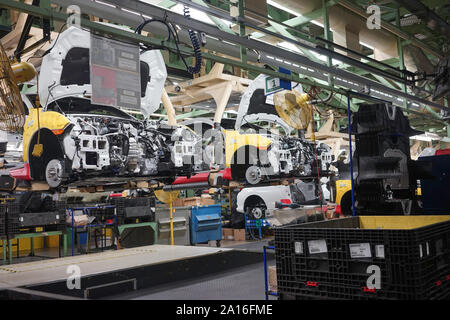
[37,0,449,115]
[274,0,445,116]
[163,182,210,191]
[50,0,260,65]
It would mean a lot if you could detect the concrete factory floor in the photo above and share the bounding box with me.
[0,238,275,300]
[109,239,276,300]
[109,261,274,300]
[0,245,231,290]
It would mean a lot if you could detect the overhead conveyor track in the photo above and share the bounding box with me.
[0,0,448,125]
[49,0,449,125]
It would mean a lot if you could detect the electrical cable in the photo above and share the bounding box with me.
[135,19,195,73]
[134,7,202,75]
[41,23,67,59]
[183,6,202,75]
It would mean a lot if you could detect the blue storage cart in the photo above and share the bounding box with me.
[245,214,271,240]
[190,204,222,247]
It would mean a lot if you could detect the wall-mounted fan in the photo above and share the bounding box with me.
[0,42,36,133]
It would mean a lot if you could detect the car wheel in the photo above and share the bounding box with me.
[245,165,262,185]
[246,201,266,220]
[45,159,66,188]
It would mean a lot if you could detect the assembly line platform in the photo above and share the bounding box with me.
[0,244,264,299]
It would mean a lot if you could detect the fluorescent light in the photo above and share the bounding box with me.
[310,20,324,28]
[170,4,230,27]
[121,8,140,16]
[171,4,213,24]
[278,41,301,53]
[95,0,117,8]
[360,41,374,50]
[267,1,325,28]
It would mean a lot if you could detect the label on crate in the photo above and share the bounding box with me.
[419,243,430,258]
[349,243,372,258]
[375,245,385,259]
[308,239,327,254]
[294,241,304,254]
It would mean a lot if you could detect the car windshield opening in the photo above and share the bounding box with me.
[47,97,136,120]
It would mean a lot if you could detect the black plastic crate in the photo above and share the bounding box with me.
[275,216,450,300]
[0,217,5,236]
[110,197,155,225]
[111,198,125,225]
[86,207,116,224]
[124,197,154,208]
[356,133,411,159]
[0,204,6,218]
[18,211,66,228]
[6,202,23,236]
[0,204,5,235]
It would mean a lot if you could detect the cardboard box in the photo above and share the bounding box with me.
[200,198,216,206]
[222,228,234,240]
[233,229,246,241]
[268,266,277,292]
[172,197,216,207]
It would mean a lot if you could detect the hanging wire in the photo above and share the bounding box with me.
[134,6,202,75]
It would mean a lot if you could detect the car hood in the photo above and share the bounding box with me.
[38,26,167,118]
[235,74,296,135]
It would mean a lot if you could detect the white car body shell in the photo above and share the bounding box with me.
[38,26,167,118]
[236,185,291,216]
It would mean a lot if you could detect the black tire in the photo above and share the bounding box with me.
[340,192,353,216]
[230,164,250,182]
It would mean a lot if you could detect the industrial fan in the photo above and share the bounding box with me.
[154,189,180,204]
[273,89,312,130]
[0,42,36,133]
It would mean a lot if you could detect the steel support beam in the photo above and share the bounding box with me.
[337,0,443,59]
[1,0,448,124]
[107,0,449,113]
[173,0,417,86]
[395,0,450,39]
[250,3,334,40]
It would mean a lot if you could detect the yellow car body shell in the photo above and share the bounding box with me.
[22,108,70,162]
[224,130,272,168]
[335,179,352,205]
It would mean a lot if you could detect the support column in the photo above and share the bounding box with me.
[396,8,408,110]
[323,0,334,86]
[238,0,247,64]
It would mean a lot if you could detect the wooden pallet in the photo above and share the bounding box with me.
[165,63,251,123]
[11,177,167,194]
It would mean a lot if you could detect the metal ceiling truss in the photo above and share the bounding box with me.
[1,0,448,129]
[102,0,449,114]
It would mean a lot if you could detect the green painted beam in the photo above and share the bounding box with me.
[267,17,323,63]
[1,0,446,132]
[251,2,336,40]
[158,0,175,8]
[337,0,443,59]
[192,0,235,34]
[372,74,401,91]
